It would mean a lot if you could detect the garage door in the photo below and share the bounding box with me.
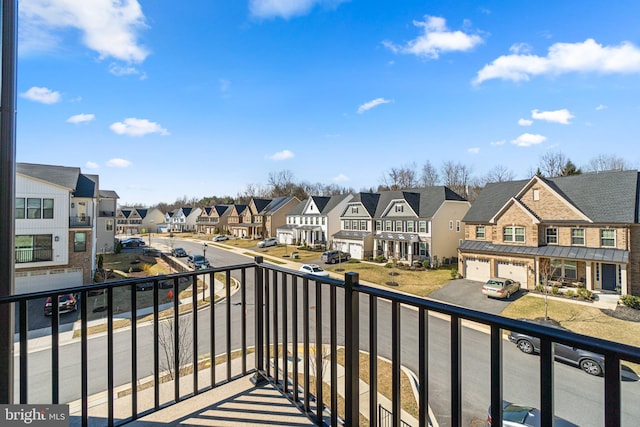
[349,243,363,260]
[465,258,490,282]
[497,261,528,286]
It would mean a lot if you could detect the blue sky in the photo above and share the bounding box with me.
[16,0,640,206]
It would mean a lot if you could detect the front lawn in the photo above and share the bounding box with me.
[501,294,640,349]
[325,262,452,297]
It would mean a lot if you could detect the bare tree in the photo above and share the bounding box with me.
[381,164,418,190]
[441,161,473,198]
[419,160,440,187]
[584,154,633,172]
[537,259,558,320]
[538,151,567,177]
[484,164,515,183]
[268,170,297,196]
[308,344,331,384]
[158,317,193,380]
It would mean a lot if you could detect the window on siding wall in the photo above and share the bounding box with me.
[503,226,525,242]
[74,232,87,252]
[395,220,402,232]
[27,198,42,219]
[456,220,460,232]
[16,198,25,219]
[600,229,615,247]
[360,220,367,231]
[449,220,453,230]
[406,221,414,232]
[15,234,53,263]
[106,220,113,231]
[385,220,392,231]
[375,220,381,231]
[322,217,325,225]
[546,227,558,244]
[419,221,427,233]
[344,220,350,230]
[43,199,54,219]
[571,228,585,245]
[475,226,485,239]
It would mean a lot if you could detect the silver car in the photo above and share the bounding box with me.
[487,401,578,426]
[257,237,278,248]
[481,277,520,299]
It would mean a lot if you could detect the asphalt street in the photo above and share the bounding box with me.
[15,238,640,427]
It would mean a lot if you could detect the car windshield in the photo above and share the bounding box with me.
[193,255,204,261]
[485,280,504,288]
[311,266,323,272]
[503,403,535,424]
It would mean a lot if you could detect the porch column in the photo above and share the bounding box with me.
[620,264,628,295]
[535,257,540,286]
[585,262,593,291]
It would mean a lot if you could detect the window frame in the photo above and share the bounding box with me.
[503,226,525,243]
[571,228,585,245]
[74,232,87,252]
[600,229,616,247]
[16,197,25,219]
[475,226,485,239]
[546,227,558,245]
[27,198,42,219]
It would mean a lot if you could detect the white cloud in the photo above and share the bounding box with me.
[333,173,349,182]
[85,161,99,169]
[383,15,483,59]
[110,118,169,137]
[531,108,574,124]
[20,86,61,104]
[67,113,95,124]
[108,63,146,78]
[474,39,640,84]
[489,139,506,146]
[249,0,347,19]
[511,133,547,147]
[19,0,149,63]
[357,98,392,114]
[509,43,532,55]
[518,118,533,126]
[467,147,480,154]
[106,158,132,168]
[267,149,295,161]
[596,104,608,111]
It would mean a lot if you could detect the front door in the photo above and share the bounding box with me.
[601,263,616,291]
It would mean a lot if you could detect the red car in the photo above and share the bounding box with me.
[44,294,78,316]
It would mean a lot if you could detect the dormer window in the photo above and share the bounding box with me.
[395,205,404,213]
[351,206,359,214]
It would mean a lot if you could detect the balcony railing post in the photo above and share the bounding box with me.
[252,256,267,385]
[344,272,360,426]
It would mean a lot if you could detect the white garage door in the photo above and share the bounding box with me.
[465,258,491,282]
[348,243,363,260]
[497,261,528,286]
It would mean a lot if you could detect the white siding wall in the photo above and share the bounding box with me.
[16,175,70,267]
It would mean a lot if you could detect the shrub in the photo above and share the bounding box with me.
[450,267,458,279]
[535,284,544,292]
[347,258,360,263]
[115,241,122,253]
[422,260,430,269]
[565,289,575,298]
[375,255,387,263]
[551,286,561,295]
[384,263,393,268]
[97,254,104,270]
[621,295,640,309]
[577,288,594,301]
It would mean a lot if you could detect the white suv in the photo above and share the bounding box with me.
[257,237,278,248]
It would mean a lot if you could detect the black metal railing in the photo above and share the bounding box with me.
[2,256,640,427]
[69,216,92,227]
[15,247,53,263]
[379,404,411,427]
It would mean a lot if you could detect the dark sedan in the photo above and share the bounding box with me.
[321,250,351,264]
[44,294,78,316]
[508,318,605,376]
[171,247,187,257]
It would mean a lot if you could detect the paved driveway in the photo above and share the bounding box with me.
[429,278,526,315]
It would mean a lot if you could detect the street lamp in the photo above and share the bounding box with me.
[203,242,207,258]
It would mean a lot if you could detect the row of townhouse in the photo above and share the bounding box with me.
[276,187,470,265]
[16,163,118,294]
[458,170,640,296]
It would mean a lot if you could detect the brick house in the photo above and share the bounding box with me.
[458,171,640,296]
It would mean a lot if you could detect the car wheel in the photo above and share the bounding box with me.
[517,339,535,354]
[580,359,603,376]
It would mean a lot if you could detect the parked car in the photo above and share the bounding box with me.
[136,281,154,291]
[299,264,330,277]
[120,237,146,248]
[187,254,210,269]
[143,248,162,257]
[508,318,605,376]
[212,235,229,242]
[321,250,351,264]
[257,237,278,248]
[171,247,187,257]
[487,400,578,426]
[44,294,78,316]
[482,277,520,299]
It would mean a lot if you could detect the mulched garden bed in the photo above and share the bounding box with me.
[601,305,640,322]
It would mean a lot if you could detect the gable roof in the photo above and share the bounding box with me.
[99,190,119,199]
[136,208,149,219]
[260,196,297,215]
[17,162,80,190]
[213,205,231,216]
[465,171,640,223]
[287,200,306,215]
[75,173,97,198]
